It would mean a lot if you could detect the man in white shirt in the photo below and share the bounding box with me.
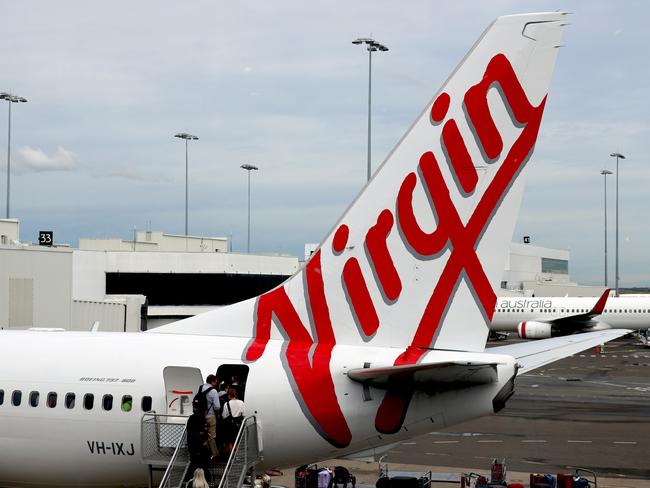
[201,374,221,458]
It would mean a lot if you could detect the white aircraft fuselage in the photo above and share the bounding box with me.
[491,295,650,332]
[0,330,516,487]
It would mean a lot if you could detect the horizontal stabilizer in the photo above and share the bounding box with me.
[489,329,630,374]
[347,361,500,390]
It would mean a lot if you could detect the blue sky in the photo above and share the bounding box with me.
[2,1,649,286]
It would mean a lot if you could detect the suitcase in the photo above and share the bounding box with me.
[530,473,555,488]
[388,477,420,488]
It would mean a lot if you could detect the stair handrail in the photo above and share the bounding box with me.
[157,423,189,488]
[217,415,261,488]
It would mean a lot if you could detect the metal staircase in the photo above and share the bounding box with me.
[216,416,260,488]
[141,414,262,488]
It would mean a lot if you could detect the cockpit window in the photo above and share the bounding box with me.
[0,389,4,406]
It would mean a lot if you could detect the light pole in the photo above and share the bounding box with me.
[240,163,259,253]
[174,132,198,236]
[610,152,625,296]
[0,92,28,219]
[600,169,612,287]
[352,37,388,182]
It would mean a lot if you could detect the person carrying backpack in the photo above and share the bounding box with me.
[193,374,220,458]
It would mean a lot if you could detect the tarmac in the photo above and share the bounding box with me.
[274,336,650,486]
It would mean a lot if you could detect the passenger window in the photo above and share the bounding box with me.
[121,395,133,412]
[0,389,4,406]
[12,390,22,406]
[47,392,57,408]
[84,394,94,410]
[29,391,39,407]
[141,396,152,412]
[65,393,76,409]
[102,394,113,411]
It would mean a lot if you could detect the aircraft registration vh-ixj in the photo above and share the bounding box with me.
[0,12,631,488]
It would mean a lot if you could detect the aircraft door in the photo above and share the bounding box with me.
[163,366,203,416]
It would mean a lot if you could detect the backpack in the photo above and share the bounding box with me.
[225,401,244,435]
[192,385,214,413]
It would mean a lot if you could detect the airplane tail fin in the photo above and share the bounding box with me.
[588,288,611,316]
[156,13,566,356]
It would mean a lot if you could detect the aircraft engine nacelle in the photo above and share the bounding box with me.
[517,321,552,339]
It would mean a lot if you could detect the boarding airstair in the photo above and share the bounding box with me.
[141,414,262,488]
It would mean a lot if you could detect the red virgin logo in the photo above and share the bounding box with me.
[244,54,547,446]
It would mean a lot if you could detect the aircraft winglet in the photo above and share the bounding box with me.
[589,288,611,316]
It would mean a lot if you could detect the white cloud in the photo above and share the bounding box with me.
[15,146,78,173]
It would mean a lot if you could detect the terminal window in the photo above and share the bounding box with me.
[541,257,568,274]
[106,272,291,306]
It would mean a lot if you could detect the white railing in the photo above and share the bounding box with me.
[141,413,188,466]
[217,416,262,488]
[158,427,190,488]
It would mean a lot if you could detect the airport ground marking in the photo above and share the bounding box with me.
[434,440,459,444]
[522,440,547,443]
[567,440,592,443]
[613,441,637,445]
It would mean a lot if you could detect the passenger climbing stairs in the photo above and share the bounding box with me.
[142,414,262,488]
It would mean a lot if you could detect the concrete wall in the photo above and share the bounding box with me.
[502,242,572,291]
[79,232,229,253]
[102,251,299,275]
[71,295,146,332]
[136,231,228,252]
[0,245,72,329]
[72,250,108,300]
[79,238,158,252]
[72,299,126,331]
[520,281,605,297]
[0,219,19,244]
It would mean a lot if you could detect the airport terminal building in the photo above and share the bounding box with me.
[0,220,603,331]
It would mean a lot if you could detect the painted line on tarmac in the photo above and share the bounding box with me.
[567,440,592,443]
[433,441,459,444]
[613,441,637,445]
[402,442,417,445]
[477,440,503,443]
[522,440,546,443]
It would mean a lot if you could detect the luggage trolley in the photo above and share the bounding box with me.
[376,457,431,488]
